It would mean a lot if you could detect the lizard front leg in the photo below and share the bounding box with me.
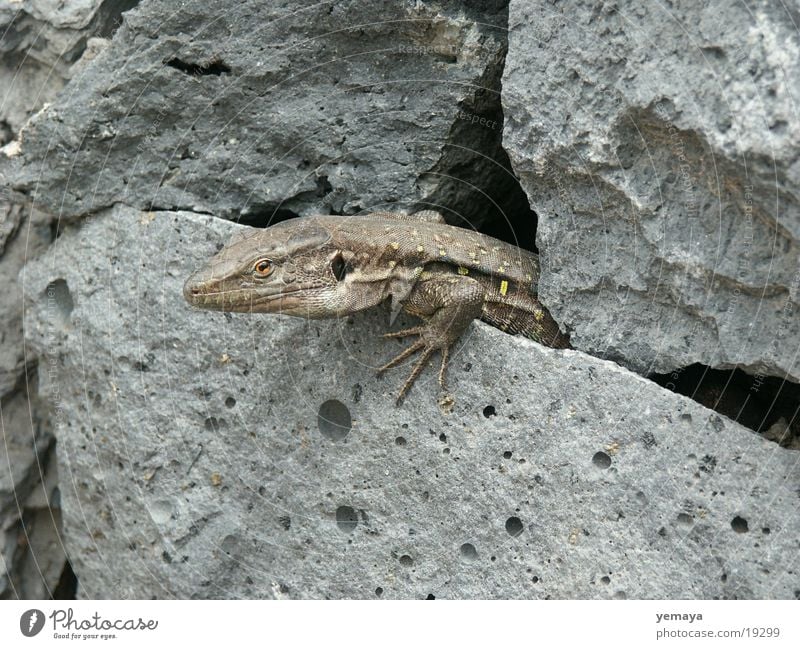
[378,274,485,403]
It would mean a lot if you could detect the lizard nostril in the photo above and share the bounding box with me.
[183,278,202,301]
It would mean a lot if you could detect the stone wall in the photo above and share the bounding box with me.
[1,0,798,599]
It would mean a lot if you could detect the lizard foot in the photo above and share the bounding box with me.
[378,326,451,404]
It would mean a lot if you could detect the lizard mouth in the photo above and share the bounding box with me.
[183,282,319,314]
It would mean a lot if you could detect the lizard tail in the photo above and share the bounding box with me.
[481,303,572,350]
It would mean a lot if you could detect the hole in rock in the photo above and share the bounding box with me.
[318,400,351,441]
[335,506,358,533]
[592,451,612,469]
[164,56,231,76]
[460,543,478,560]
[505,516,523,537]
[731,516,749,533]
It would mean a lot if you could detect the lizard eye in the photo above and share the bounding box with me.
[253,258,273,277]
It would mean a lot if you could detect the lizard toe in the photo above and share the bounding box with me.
[438,346,450,390]
[396,345,436,403]
[383,326,425,340]
[377,339,425,374]
[380,325,456,402]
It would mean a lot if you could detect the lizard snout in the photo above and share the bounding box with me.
[183,272,208,305]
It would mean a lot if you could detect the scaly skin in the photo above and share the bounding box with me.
[184,210,570,402]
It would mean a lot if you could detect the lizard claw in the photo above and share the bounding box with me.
[378,327,452,404]
[377,274,483,404]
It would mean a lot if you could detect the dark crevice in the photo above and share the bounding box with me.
[316,175,333,197]
[164,56,231,77]
[58,200,216,223]
[476,146,539,253]
[50,0,141,64]
[96,0,142,40]
[414,17,538,254]
[0,118,12,146]
[52,560,78,599]
[651,364,800,447]
[144,203,214,216]
[459,0,509,22]
[49,220,61,242]
[235,205,300,228]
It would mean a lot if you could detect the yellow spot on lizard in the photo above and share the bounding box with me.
[457,266,469,275]
[500,280,509,296]
[390,242,399,250]
[439,249,447,256]
[417,245,424,253]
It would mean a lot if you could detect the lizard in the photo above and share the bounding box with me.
[183,210,570,403]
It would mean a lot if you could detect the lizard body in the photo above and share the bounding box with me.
[184,210,569,402]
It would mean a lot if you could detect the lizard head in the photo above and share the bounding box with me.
[184,218,352,318]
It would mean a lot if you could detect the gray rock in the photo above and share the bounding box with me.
[0,1,133,138]
[0,62,65,144]
[502,0,800,381]
[0,388,61,599]
[0,1,135,66]
[22,205,800,598]
[0,0,147,601]
[4,0,513,228]
[0,201,52,398]
[0,200,22,256]
[0,198,63,599]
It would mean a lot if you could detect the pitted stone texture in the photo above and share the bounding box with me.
[1,1,143,600]
[0,202,51,397]
[0,1,133,64]
[0,199,63,599]
[4,0,511,227]
[0,388,62,599]
[0,1,134,137]
[502,0,800,382]
[0,62,65,146]
[22,206,800,598]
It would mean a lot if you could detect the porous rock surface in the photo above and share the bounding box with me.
[0,0,135,599]
[4,0,800,601]
[502,0,800,381]
[0,200,63,599]
[0,1,132,66]
[0,0,134,137]
[21,206,800,598]
[0,389,61,600]
[5,0,514,227]
[0,0,517,598]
